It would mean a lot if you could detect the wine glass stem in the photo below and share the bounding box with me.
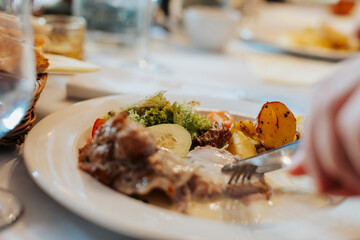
[0,189,22,228]
[138,0,152,63]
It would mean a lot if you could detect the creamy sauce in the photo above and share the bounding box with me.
[187,146,235,185]
[186,188,333,224]
[144,170,340,224]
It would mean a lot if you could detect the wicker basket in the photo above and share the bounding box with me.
[0,73,48,146]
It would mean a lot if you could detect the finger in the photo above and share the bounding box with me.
[312,80,360,195]
[300,110,332,193]
[336,83,360,177]
[307,125,334,193]
[300,57,360,195]
[327,187,359,197]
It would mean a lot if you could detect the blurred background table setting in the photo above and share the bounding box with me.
[37,0,360,116]
[1,0,360,239]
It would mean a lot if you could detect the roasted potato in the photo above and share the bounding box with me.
[228,131,257,159]
[231,120,261,147]
[231,121,257,137]
[256,102,296,149]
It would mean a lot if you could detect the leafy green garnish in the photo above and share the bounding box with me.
[172,102,211,138]
[124,91,169,111]
[123,91,211,138]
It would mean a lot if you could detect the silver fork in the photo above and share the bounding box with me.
[222,140,301,184]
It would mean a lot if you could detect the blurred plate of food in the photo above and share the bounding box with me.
[238,2,360,61]
[240,22,359,61]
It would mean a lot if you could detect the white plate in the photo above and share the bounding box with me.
[23,94,350,239]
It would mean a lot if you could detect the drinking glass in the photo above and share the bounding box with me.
[236,0,262,41]
[124,0,166,73]
[37,15,86,60]
[135,0,155,71]
[74,0,166,73]
[0,0,35,227]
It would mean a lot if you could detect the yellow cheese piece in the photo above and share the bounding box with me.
[45,53,100,74]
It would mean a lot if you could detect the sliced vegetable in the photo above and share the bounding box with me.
[91,118,107,138]
[228,131,257,159]
[206,111,234,130]
[256,102,296,149]
[148,124,192,158]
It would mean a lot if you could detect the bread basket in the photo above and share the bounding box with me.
[0,73,48,146]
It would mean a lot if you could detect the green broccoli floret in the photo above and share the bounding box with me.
[128,106,173,126]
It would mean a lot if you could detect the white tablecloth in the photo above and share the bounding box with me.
[0,147,128,240]
[1,2,360,239]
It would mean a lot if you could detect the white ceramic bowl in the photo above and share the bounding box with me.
[184,6,240,51]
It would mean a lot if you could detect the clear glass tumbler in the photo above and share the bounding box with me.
[73,0,140,45]
[74,0,165,73]
[0,0,35,227]
[36,15,86,60]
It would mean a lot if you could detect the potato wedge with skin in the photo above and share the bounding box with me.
[256,102,296,149]
[296,115,305,138]
[231,120,261,147]
[232,121,258,139]
[228,131,257,159]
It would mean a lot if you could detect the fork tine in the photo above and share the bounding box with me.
[242,164,256,182]
[233,167,243,183]
[228,167,238,184]
[248,165,258,180]
[227,164,258,185]
[228,165,243,184]
[241,165,251,183]
[229,165,243,184]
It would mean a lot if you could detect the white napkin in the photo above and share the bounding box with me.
[66,66,241,101]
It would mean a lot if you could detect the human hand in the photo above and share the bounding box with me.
[289,55,360,196]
